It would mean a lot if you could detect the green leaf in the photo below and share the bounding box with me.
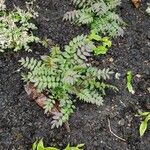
[102,37,112,47]
[32,140,38,150]
[145,114,150,122]
[64,144,70,150]
[140,121,148,137]
[139,112,150,116]
[88,30,101,41]
[64,143,84,150]
[127,71,135,94]
[45,147,59,150]
[137,111,150,137]
[32,139,59,150]
[21,34,116,130]
[93,46,108,55]
[37,139,45,150]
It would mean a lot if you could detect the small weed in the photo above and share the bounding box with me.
[32,139,84,150]
[88,30,112,55]
[20,35,118,128]
[63,0,124,37]
[0,0,39,52]
[126,71,135,94]
[136,111,150,137]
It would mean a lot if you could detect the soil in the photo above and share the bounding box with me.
[0,0,150,150]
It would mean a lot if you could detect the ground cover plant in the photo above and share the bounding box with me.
[126,71,135,94]
[20,35,117,128]
[0,0,39,52]
[63,0,124,37]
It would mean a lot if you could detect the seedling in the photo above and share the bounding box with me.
[20,35,117,129]
[136,111,150,137]
[126,71,135,94]
[32,139,84,150]
[0,0,39,52]
[88,31,112,55]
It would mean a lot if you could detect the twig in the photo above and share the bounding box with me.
[108,119,126,142]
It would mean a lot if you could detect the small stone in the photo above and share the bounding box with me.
[136,74,142,78]
[108,57,114,63]
[118,119,125,126]
[144,60,149,63]
[35,51,40,55]
[28,123,32,126]
[127,123,131,127]
[52,138,55,142]
[126,115,133,123]
[115,73,121,79]
[58,143,63,147]
[147,87,150,93]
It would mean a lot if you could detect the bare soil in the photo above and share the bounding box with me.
[0,0,150,149]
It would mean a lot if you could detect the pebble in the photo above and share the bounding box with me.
[118,119,125,126]
[115,73,121,79]
[108,57,114,63]
[126,115,133,123]
[135,74,142,78]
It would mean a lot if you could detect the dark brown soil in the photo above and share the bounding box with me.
[0,0,150,150]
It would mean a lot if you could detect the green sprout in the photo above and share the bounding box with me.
[88,30,112,55]
[136,111,150,137]
[32,139,84,150]
[126,71,135,94]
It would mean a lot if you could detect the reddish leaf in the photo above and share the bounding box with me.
[131,0,141,8]
[35,94,47,108]
[25,83,41,100]
[24,82,71,131]
[25,82,60,114]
